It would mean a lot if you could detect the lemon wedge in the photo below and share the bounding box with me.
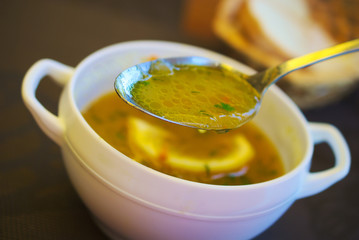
[127,117,254,173]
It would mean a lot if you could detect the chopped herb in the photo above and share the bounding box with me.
[204,163,211,176]
[191,91,200,94]
[227,174,236,180]
[91,115,102,124]
[202,113,214,117]
[109,111,126,121]
[115,131,125,140]
[199,110,213,118]
[221,175,236,185]
[239,176,251,185]
[223,175,236,185]
[139,81,150,86]
[214,102,235,112]
[141,159,150,166]
[209,150,217,157]
[215,129,230,134]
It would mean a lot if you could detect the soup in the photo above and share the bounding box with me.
[82,92,284,185]
[117,60,261,130]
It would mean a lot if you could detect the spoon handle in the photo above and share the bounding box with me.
[253,39,359,93]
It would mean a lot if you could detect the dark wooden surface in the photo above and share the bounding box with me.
[1,0,358,239]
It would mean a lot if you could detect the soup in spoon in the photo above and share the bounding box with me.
[116,40,359,130]
[117,59,261,131]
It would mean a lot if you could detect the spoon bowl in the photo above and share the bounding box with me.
[115,56,261,131]
[115,39,359,130]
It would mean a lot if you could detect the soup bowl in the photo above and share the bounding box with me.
[22,40,350,240]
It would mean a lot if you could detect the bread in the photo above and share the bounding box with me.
[213,0,359,108]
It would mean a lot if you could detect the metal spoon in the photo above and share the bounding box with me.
[115,39,359,131]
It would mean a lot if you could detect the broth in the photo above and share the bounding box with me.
[129,64,261,130]
[82,92,284,185]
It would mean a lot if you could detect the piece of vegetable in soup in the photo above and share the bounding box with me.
[82,92,284,185]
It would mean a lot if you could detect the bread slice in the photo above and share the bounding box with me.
[213,0,359,108]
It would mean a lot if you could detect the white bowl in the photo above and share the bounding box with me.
[22,40,350,240]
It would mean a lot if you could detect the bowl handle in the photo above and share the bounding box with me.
[22,59,74,146]
[297,122,350,199]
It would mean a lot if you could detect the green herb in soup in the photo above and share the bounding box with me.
[130,65,260,130]
[82,92,284,185]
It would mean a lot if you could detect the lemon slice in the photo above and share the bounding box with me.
[167,135,254,173]
[127,117,254,173]
[127,117,172,159]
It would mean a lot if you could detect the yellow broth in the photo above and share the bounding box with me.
[130,65,260,130]
[82,92,284,185]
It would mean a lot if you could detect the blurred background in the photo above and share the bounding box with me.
[1,0,358,239]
